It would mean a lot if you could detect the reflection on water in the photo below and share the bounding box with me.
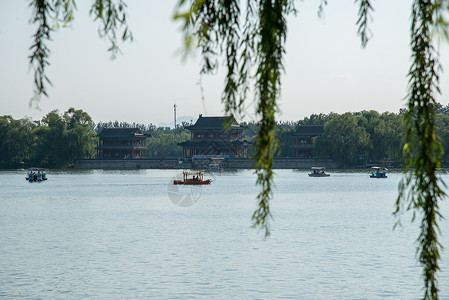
[0,169,448,299]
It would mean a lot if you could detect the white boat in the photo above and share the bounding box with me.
[308,167,330,177]
[370,166,388,178]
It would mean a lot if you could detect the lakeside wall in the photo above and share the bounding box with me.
[74,158,338,170]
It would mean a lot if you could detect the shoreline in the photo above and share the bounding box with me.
[74,158,339,170]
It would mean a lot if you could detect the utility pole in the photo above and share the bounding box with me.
[174,103,177,129]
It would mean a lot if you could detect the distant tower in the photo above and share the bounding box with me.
[174,104,177,129]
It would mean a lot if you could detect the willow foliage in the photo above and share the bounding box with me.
[28,0,132,105]
[27,0,449,298]
[395,1,448,299]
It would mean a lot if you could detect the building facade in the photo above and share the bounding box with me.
[178,115,251,158]
[290,125,324,158]
[96,128,149,159]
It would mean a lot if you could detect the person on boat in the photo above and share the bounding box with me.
[37,171,42,181]
[42,171,47,180]
[33,172,37,181]
[28,171,33,181]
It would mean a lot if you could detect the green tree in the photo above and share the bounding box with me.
[314,113,370,166]
[304,111,404,166]
[275,121,296,157]
[0,116,36,168]
[299,113,333,126]
[377,112,404,162]
[30,108,97,168]
[355,110,404,163]
[63,108,97,166]
[147,127,190,157]
[36,109,68,167]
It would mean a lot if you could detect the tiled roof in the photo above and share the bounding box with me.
[98,127,148,138]
[293,125,324,135]
[186,115,240,130]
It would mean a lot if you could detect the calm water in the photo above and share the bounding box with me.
[1,169,448,299]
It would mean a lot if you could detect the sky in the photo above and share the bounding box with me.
[0,1,448,126]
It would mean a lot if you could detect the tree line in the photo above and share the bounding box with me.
[313,105,449,166]
[2,104,449,169]
[0,108,96,169]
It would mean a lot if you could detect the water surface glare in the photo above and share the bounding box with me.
[1,169,448,299]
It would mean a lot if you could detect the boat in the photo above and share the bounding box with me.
[26,167,48,182]
[370,166,388,178]
[173,170,212,185]
[308,167,330,177]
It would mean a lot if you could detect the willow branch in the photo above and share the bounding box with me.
[355,0,374,47]
[89,0,133,58]
[29,0,53,105]
[396,1,446,299]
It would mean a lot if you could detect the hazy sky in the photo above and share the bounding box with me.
[0,1,448,125]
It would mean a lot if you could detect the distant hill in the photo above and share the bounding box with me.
[157,116,196,128]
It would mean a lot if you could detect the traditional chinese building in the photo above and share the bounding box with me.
[290,125,324,158]
[96,128,149,159]
[178,115,251,158]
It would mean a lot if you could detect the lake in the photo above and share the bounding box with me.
[1,169,448,299]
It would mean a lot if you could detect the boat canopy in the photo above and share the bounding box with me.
[27,167,46,171]
[311,167,326,170]
[371,166,388,171]
[183,170,204,175]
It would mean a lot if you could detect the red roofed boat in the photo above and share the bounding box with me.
[174,171,212,185]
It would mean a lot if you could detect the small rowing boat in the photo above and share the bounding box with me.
[308,167,330,177]
[26,167,48,182]
[370,166,388,178]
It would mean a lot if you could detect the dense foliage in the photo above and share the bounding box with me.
[5,106,449,169]
[147,127,190,158]
[314,111,404,166]
[0,116,36,168]
[0,108,96,169]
